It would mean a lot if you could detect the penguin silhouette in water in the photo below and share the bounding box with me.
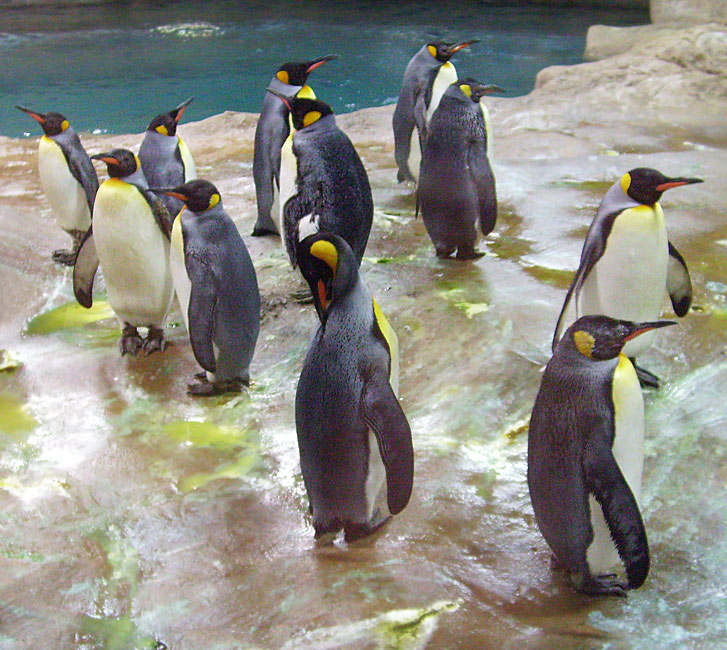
[252,55,337,237]
[417,78,504,259]
[74,149,174,356]
[552,168,702,387]
[529,315,675,596]
[16,106,98,265]
[295,232,414,543]
[392,40,477,183]
[276,94,373,268]
[154,180,261,396]
[138,97,196,217]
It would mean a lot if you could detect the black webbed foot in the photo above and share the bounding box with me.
[344,508,391,543]
[187,376,244,397]
[119,325,143,356]
[574,572,628,598]
[455,246,485,261]
[143,326,168,356]
[51,248,78,266]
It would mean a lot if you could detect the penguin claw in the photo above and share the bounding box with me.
[575,573,628,598]
[119,326,143,356]
[343,509,391,543]
[187,377,244,397]
[51,248,78,266]
[142,327,168,356]
[251,226,280,237]
[455,248,485,261]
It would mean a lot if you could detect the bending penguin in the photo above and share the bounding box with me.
[392,40,477,183]
[73,149,174,356]
[277,95,373,268]
[138,97,196,217]
[156,180,261,396]
[417,78,504,259]
[16,106,98,265]
[295,232,414,542]
[529,315,675,596]
[552,168,703,388]
[252,55,337,237]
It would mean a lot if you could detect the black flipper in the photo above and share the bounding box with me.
[185,253,218,373]
[361,374,414,515]
[72,227,99,309]
[140,188,174,240]
[469,140,497,236]
[667,241,692,317]
[62,134,99,212]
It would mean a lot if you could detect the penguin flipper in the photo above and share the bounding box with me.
[283,194,316,268]
[468,142,497,236]
[67,148,99,212]
[667,241,692,317]
[361,375,414,515]
[72,227,98,309]
[186,257,218,373]
[584,442,649,590]
[141,189,174,240]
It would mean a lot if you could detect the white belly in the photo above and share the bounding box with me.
[480,100,494,161]
[170,214,191,332]
[279,133,297,248]
[579,205,668,357]
[93,179,174,328]
[365,429,387,519]
[587,355,645,574]
[178,137,197,182]
[407,127,421,183]
[38,136,91,232]
[426,61,457,124]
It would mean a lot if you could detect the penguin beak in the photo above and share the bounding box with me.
[267,88,293,110]
[15,105,46,124]
[624,320,676,342]
[91,153,119,165]
[655,177,704,192]
[172,97,194,123]
[450,39,478,54]
[306,54,338,74]
[481,84,506,95]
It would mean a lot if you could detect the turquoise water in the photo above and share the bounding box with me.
[2,1,647,138]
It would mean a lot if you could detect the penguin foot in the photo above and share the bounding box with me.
[631,359,660,389]
[314,518,343,545]
[251,226,280,237]
[119,326,143,356]
[143,327,168,356]
[455,247,485,261]
[574,572,628,598]
[51,248,78,266]
[187,377,245,397]
[343,509,391,543]
[435,247,456,259]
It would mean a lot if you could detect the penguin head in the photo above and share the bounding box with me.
[620,168,703,206]
[275,54,338,86]
[145,97,194,137]
[426,40,478,63]
[16,106,70,137]
[566,315,675,361]
[156,179,222,214]
[297,232,358,322]
[286,97,334,131]
[91,149,140,179]
[455,78,506,102]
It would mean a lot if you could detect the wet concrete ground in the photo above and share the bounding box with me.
[1,100,726,649]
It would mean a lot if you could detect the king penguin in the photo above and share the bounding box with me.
[529,315,675,596]
[277,95,373,268]
[138,97,196,217]
[155,180,261,395]
[392,40,477,183]
[16,106,98,265]
[73,149,174,356]
[295,232,414,542]
[552,168,703,387]
[252,55,337,237]
[417,78,504,259]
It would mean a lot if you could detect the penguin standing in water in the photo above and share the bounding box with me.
[417,78,503,259]
[295,232,414,542]
[16,106,98,265]
[277,95,373,268]
[73,149,174,356]
[552,168,703,387]
[529,315,675,596]
[252,55,337,237]
[392,40,477,183]
[154,180,260,396]
[138,97,196,217]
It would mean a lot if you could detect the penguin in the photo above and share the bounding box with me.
[552,168,703,388]
[392,40,477,184]
[73,149,174,356]
[138,97,196,217]
[16,106,98,265]
[528,315,675,596]
[153,180,261,396]
[417,78,504,259]
[252,55,337,237]
[276,95,373,268]
[295,232,414,542]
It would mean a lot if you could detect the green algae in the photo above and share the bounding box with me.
[179,453,259,493]
[0,393,38,437]
[25,300,115,336]
[375,600,460,649]
[522,264,574,289]
[161,420,253,451]
[0,350,22,372]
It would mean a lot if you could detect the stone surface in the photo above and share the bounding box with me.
[651,0,727,24]
[585,23,679,60]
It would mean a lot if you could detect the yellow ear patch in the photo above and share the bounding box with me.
[620,172,631,195]
[297,85,316,100]
[310,240,338,275]
[133,153,141,171]
[573,330,595,358]
[303,111,322,128]
[208,193,220,210]
[156,124,169,136]
[459,84,472,98]
[61,120,70,132]
[427,45,437,58]
[277,70,289,84]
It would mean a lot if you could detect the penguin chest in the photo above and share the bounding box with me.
[169,215,191,332]
[426,61,457,124]
[278,134,297,238]
[587,355,645,574]
[93,180,173,327]
[37,136,91,232]
[178,137,197,182]
[479,100,494,161]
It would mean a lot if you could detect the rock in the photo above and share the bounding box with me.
[584,24,678,60]
[651,0,727,25]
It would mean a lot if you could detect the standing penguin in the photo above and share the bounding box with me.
[392,40,477,183]
[417,78,503,259]
[529,315,675,596]
[138,97,196,217]
[16,106,98,265]
[155,180,260,396]
[277,96,373,268]
[73,149,174,356]
[295,232,414,542]
[552,168,703,387]
[252,55,337,237]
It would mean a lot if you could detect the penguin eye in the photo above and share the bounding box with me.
[277,70,290,84]
[573,330,595,358]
